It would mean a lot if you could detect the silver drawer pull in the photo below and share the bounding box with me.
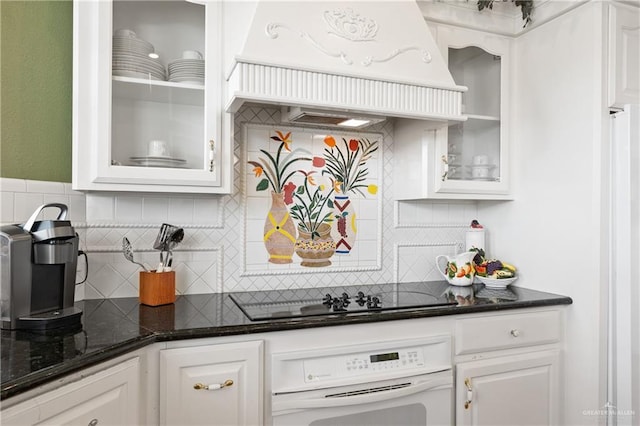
[194,379,234,391]
[510,329,520,337]
[88,419,99,426]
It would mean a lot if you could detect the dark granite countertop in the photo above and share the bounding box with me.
[1,281,572,400]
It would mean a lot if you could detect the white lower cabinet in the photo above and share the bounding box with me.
[159,340,263,426]
[456,350,560,426]
[454,310,562,426]
[1,357,140,425]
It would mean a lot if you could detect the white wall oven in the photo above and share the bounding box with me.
[270,335,453,426]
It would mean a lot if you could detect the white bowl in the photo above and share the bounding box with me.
[476,275,518,289]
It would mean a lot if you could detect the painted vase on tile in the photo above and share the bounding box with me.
[263,191,296,264]
[294,223,336,267]
[331,194,357,254]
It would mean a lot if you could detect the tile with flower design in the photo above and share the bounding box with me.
[243,123,382,274]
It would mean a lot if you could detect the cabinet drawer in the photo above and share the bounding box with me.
[455,310,561,355]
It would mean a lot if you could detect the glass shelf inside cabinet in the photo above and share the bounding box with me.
[111,0,206,171]
[447,46,501,183]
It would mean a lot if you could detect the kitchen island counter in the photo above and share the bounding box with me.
[1,281,571,400]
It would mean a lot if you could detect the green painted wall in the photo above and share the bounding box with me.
[1,0,73,182]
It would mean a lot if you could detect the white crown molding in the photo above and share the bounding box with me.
[419,0,591,37]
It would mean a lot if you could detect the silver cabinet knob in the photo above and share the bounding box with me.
[510,329,520,337]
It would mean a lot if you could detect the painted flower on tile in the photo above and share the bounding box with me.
[272,130,292,151]
[289,172,335,239]
[322,136,379,196]
[252,165,263,177]
[312,156,326,168]
[323,135,337,148]
[247,130,311,193]
[283,181,296,204]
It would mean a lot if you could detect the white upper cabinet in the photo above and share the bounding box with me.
[73,0,232,194]
[608,2,640,108]
[394,24,512,200]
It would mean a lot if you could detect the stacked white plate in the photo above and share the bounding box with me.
[112,33,166,81]
[168,59,204,85]
[129,156,188,168]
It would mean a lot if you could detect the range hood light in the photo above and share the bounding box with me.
[338,119,371,128]
[281,106,385,129]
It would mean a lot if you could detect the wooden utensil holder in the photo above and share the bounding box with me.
[139,271,176,306]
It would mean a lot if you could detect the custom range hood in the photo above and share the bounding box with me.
[224,0,467,127]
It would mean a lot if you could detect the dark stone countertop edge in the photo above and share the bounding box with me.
[1,294,572,401]
[1,335,156,401]
[155,295,573,341]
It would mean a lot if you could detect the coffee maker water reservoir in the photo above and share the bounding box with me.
[1,203,82,330]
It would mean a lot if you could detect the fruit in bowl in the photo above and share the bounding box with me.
[473,257,518,288]
[474,258,517,278]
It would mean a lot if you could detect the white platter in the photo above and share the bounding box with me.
[112,69,164,81]
[476,275,518,289]
[130,156,186,163]
[169,77,204,84]
[129,156,188,168]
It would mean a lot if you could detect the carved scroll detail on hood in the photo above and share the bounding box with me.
[224,0,467,124]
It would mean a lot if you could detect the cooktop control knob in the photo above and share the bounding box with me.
[322,294,333,306]
[367,296,381,310]
[340,292,351,307]
[332,298,347,312]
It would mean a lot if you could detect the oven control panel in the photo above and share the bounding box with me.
[271,335,451,392]
[345,347,424,373]
[302,345,429,383]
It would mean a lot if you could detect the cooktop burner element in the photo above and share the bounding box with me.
[229,283,457,321]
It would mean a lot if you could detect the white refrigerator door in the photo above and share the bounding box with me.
[609,104,639,426]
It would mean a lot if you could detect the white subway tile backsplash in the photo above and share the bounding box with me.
[0,178,27,192]
[432,202,450,223]
[168,197,194,223]
[1,192,15,223]
[115,195,143,222]
[67,195,87,222]
[414,202,434,224]
[26,180,65,194]
[193,197,222,226]
[86,194,115,222]
[14,192,45,221]
[142,197,169,223]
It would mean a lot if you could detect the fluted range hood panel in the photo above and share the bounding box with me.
[224,0,467,123]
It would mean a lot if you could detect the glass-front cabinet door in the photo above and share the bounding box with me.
[434,26,511,197]
[73,0,231,194]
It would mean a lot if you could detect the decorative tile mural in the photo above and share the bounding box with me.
[243,124,382,275]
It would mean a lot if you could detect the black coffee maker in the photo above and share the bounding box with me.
[1,203,83,330]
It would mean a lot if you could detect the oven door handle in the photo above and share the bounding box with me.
[273,375,452,411]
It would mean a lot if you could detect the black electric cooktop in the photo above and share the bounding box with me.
[229,282,458,321]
